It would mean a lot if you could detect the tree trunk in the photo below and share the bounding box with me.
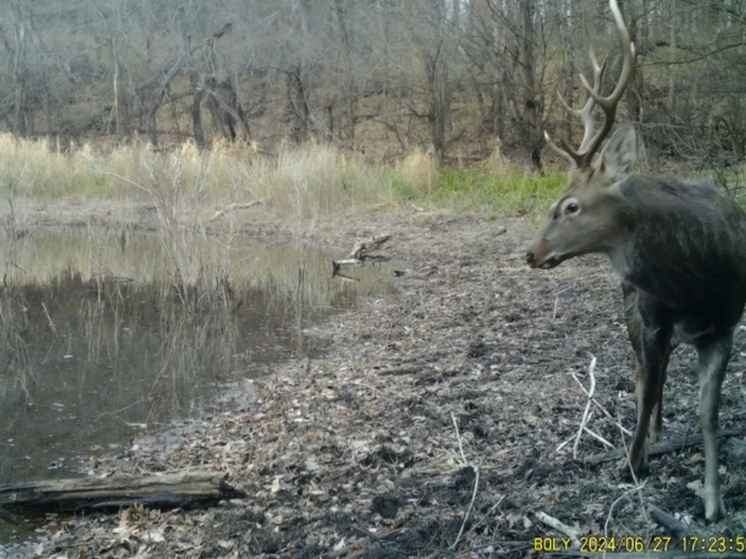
[520,0,543,171]
[191,76,206,148]
[288,67,309,144]
[424,45,452,159]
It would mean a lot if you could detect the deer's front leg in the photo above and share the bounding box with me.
[622,283,670,446]
[625,322,671,476]
[639,348,670,444]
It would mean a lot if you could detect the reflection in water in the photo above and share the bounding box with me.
[0,228,395,494]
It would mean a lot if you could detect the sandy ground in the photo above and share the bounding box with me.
[5,199,746,558]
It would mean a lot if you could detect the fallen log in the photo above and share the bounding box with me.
[0,470,245,514]
[585,428,746,465]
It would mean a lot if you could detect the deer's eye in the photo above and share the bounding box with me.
[564,201,580,215]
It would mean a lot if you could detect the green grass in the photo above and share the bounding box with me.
[392,166,566,215]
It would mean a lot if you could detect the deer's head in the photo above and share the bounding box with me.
[527,0,636,270]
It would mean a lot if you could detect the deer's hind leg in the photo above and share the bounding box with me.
[695,334,731,523]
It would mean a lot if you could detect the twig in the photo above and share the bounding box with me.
[209,200,263,221]
[451,413,467,466]
[551,287,571,321]
[449,465,479,551]
[604,485,643,537]
[448,413,480,551]
[582,425,614,449]
[85,166,155,197]
[570,372,632,437]
[556,424,614,453]
[376,365,421,376]
[534,511,582,550]
[557,355,618,454]
[468,495,504,533]
[351,525,402,545]
[572,355,597,459]
[41,302,58,335]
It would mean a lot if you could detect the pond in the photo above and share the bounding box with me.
[0,226,395,542]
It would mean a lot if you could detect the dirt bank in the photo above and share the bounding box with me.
[9,201,746,558]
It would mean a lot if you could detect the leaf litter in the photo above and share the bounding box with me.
[6,203,746,558]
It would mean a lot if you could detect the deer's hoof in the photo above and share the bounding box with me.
[704,491,726,524]
[617,455,648,479]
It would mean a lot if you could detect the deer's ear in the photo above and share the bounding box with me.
[600,123,637,183]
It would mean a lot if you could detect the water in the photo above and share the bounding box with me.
[0,226,395,542]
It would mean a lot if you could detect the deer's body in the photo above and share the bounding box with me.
[530,126,746,523]
[525,0,745,523]
[611,176,746,319]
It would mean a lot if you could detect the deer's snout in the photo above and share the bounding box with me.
[526,238,565,270]
[526,238,549,268]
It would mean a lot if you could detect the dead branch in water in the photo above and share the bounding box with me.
[347,234,391,260]
[332,234,392,280]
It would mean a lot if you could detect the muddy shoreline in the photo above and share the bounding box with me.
[7,200,746,558]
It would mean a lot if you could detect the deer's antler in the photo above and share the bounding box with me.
[546,0,636,169]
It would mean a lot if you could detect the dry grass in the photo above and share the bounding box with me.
[235,142,393,220]
[481,136,513,176]
[0,135,396,219]
[0,133,566,226]
[396,147,439,195]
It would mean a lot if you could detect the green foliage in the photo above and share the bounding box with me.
[395,167,565,215]
[389,172,421,201]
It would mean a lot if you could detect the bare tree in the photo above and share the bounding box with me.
[0,0,745,172]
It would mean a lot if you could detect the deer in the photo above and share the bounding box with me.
[525,0,746,523]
